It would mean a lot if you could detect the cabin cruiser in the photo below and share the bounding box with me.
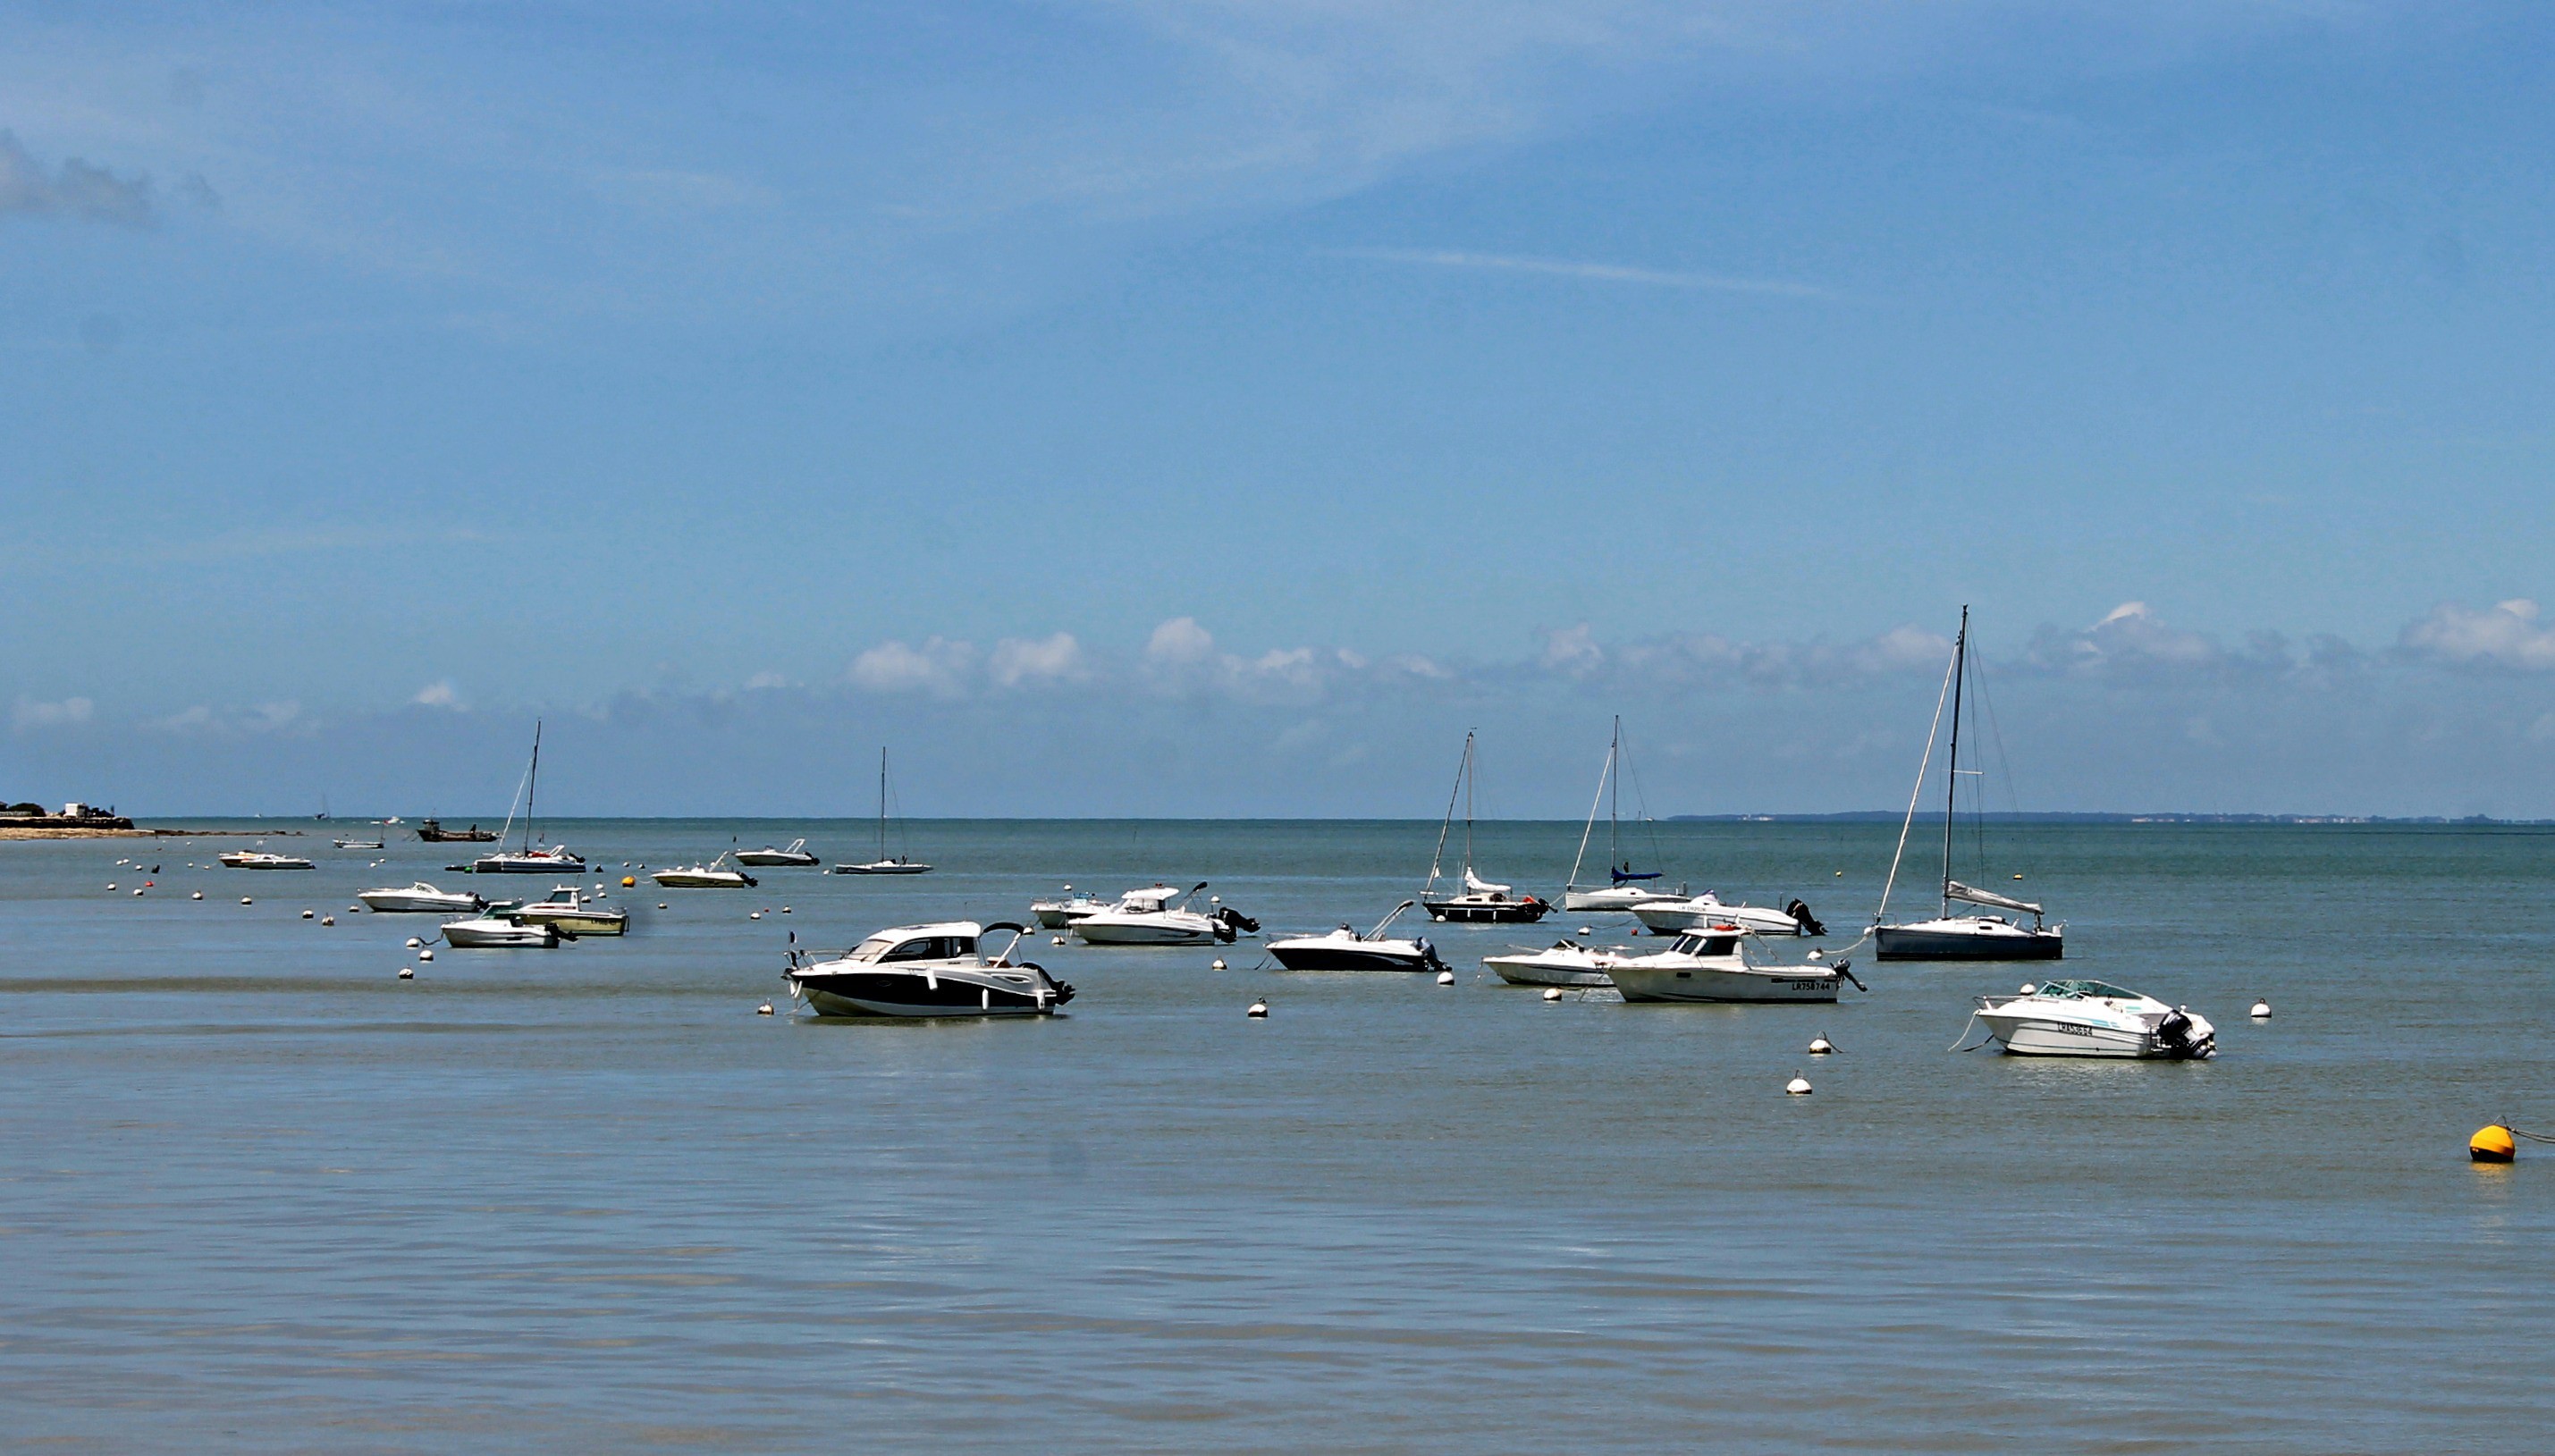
[219,850,316,870]
[734,838,819,867]
[651,855,757,888]
[510,885,628,936]
[1606,930,1860,1004]
[439,915,561,948]
[1633,893,1825,938]
[1482,938,1629,988]
[1267,901,1446,972]
[1072,883,1260,946]
[358,881,485,914]
[1029,887,1132,928]
[1423,870,1552,925]
[786,921,1074,1018]
[1971,979,2213,1058]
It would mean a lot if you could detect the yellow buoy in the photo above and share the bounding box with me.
[2471,1124,2517,1164]
[622,875,637,888]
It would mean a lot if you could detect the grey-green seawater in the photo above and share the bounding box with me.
[4,819,2551,1452]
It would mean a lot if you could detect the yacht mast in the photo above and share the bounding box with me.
[1426,731,1471,896]
[1609,715,1622,873]
[1463,734,1476,876]
[877,746,890,862]
[1940,608,1968,918]
[524,720,544,854]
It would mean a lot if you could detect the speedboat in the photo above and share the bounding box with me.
[332,836,385,851]
[1874,907,2062,961]
[439,915,561,948]
[1606,930,1859,1004]
[358,881,485,914]
[1970,979,2213,1058]
[1267,901,1446,972]
[786,921,1074,1018]
[1072,883,1260,946]
[1483,938,1628,988]
[1423,870,1552,925]
[1871,608,2067,962]
[734,838,820,867]
[219,850,316,870]
[1633,893,1825,938]
[1029,887,1127,928]
[511,885,628,936]
[652,855,756,888]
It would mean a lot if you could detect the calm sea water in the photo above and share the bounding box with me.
[4,818,2551,1452]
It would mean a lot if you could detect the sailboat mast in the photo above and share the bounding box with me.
[1463,733,1476,873]
[525,720,543,854]
[1940,608,1968,916]
[1609,715,1622,871]
[878,746,889,861]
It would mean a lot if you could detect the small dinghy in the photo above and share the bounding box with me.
[786,922,1073,1018]
[1970,980,2213,1059]
[1267,900,1445,972]
[439,915,561,948]
[358,881,485,913]
[734,838,819,867]
[219,850,316,870]
[652,854,757,888]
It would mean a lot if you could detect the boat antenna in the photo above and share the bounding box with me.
[1939,608,1969,918]
[1875,613,1962,928]
[1425,731,1472,896]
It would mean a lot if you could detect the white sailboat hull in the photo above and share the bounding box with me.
[1875,917,2063,961]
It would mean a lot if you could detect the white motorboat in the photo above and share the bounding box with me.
[219,850,316,870]
[831,746,933,874]
[1267,900,1446,972]
[1871,608,2064,961]
[786,921,1074,1018]
[1029,886,1131,928]
[471,720,588,874]
[1632,892,1825,938]
[1072,882,1260,946]
[511,885,628,936]
[1606,930,1860,1004]
[332,836,385,851]
[1561,716,1685,913]
[439,915,561,948]
[652,854,757,888]
[1970,979,2213,1058]
[734,838,819,867]
[1418,732,1550,925]
[1483,938,1628,988]
[358,881,485,913]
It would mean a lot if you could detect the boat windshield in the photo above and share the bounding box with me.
[2031,979,2139,1001]
[849,933,974,964]
[1672,935,1743,957]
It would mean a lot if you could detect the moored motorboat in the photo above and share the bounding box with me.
[1267,900,1445,972]
[1072,883,1260,946]
[439,915,561,948]
[1483,939,1626,988]
[786,921,1073,1017]
[219,850,316,870]
[1970,979,2213,1058]
[1632,893,1824,938]
[1606,930,1859,1004]
[1030,886,1129,928]
[510,885,628,936]
[332,835,385,850]
[734,838,820,867]
[652,854,757,888]
[358,881,485,913]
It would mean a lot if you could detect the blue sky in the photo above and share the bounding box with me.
[6,2,2555,815]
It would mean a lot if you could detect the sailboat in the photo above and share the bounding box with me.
[1563,717,1685,912]
[472,720,588,874]
[1420,731,1550,924]
[831,747,932,875]
[1872,607,2063,961]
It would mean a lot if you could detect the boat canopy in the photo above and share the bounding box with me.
[1463,869,1514,896]
[2028,979,2139,1001]
[1945,879,2043,916]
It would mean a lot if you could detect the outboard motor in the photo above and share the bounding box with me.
[1785,899,1826,937]
[1416,936,1443,972]
[2153,1006,2213,1060]
[1210,906,1259,942]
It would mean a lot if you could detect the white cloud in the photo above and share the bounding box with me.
[1323,247,1829,298]
[851,637,976,695]
[411,679,464,709]
[989,633,1088,687]
[1145,617,1218,666]
[743,670,795,691]
[2400,599,2555,670]
[13,695,94,728]
[1541,624,1603,672]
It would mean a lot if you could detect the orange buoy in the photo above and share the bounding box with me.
[2471,1124,2517,1164]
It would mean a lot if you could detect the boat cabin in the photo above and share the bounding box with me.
[1666,931,1747,958]
[842,922,988,965]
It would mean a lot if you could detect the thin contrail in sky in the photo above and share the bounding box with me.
[1322,247,1833,299]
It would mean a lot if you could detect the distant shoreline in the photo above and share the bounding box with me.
[0,826,294,840]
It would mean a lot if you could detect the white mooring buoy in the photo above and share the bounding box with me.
[1246,997,1269,1018]
[133,888,146,897]
[191,890,204,900]
[1436,970,1455,986]
[302,909,315,920]
[1543,987,1564,1002]
[106,882,118,891]
[756,1003,774,1016]
[1210,958,1227,971]
[406,937,424,949]
[2250,998,2272,1019]
[1808,1035,1835,1056]
[749,911,763,921]
[1577,926,1594,936]
[240,896,253,905]
[398,966,415,980]
[1051,935,1066,946]
[1786,1073,1814,1096]
[321,915,335,926]
[417,948,434,962]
